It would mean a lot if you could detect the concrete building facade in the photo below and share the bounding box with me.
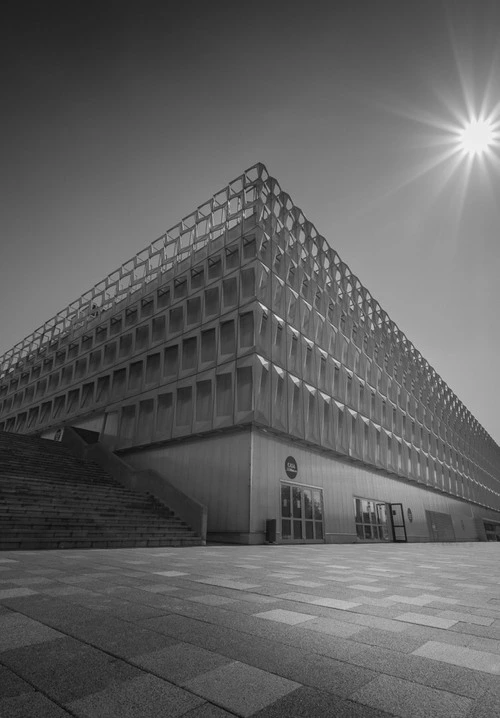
[1,163,499,543]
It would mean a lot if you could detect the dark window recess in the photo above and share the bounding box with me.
[187,297,202,324]
[164,345,179,378]
[145,353,161,383]
[89,350,102,372]
[104,342,117,365]
[176,387,192,426]
[204,287,219,316]
[66,390,79,413]
[30,366,41,381]
[36,379,47,398]
[182,337,197,371]
[128,361,143,390]
[239,312,254,348]
[152,315,166,342]
[95,326,107,343]
[135,325,149,350]
[216,373,232,417]
[156,392,173,432]
[96,376,110,403]
[236,366,253,412]
[201,329,216,363]
[119,334,133,358]
[191,266,205,289]
[241,267,255,298]
[81,335,93,351]
[196,380,212,422]
[225,245,239,269]
[111,369,126,399]
[208,256,222,279]
[157,287,171,309]
[40,402,52,422]
[81,383,94,408]
[48,373,60,391]
[110,316,122,335]
[223,277,238,307]
[141,297,154,318]
[174,276,188,299]
[220,320,236,355]
[125,306,138,326]
[243,236,256,259]
[170,306,183,333]
[74,358,87,379]
[61,366,73,385]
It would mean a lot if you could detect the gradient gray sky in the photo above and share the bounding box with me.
[2,1,499,442]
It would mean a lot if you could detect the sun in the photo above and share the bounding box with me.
[458,118,496,156]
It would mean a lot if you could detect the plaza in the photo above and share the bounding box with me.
[1,542,499,717]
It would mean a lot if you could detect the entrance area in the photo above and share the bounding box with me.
[355,498,408,542]
[355,497,391,541]
[281,483,324,542]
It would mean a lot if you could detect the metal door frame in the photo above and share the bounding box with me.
[389,503,407,542]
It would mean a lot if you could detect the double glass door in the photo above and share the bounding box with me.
[281,483,324,542]
[355,498,390,541]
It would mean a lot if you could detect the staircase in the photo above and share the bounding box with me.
[0,431,202,549]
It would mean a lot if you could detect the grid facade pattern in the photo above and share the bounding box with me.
[0,163,499,511]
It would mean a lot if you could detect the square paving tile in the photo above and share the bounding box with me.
[0,612,65,652]
[253,609,316,625]
[67,673,204,717]
[412,640,500,674]
[299,617,364,638]
[394,612,458,629]
[188,594,236,606]
[0,692,73,717]
[132,642,232,683]
[350,673,473,718]
[183,661,301,717]
[0,665,35,699]
[1,636,142,703]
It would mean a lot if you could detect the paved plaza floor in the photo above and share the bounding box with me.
[0,542,499,717]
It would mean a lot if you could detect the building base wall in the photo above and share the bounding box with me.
[250,428,500,544]
[113,425,500,545]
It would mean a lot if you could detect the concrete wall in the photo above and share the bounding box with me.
[250,428,498,544]
[121,428,252,542]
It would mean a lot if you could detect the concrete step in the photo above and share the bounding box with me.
[0,430,202,550]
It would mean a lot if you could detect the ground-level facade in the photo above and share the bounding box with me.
[109,425,500,544]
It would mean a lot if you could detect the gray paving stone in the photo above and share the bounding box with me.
[299,616,364,638]
[351,674,473,718]
[0,588,37,599]
[67,673,204,717]
[0,665,35,699]
[0,612,65,652]
[253,609,316,625]
[0,692,73,717]
[1,636,142,703]
[132,642,232,682]
[183,703,237,717]
[184,661,301,717]
[412,640,500,674]
[393,612,458,629]
[466,681,500,718]
[251,685,395,718]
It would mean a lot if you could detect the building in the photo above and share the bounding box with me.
[1,163,499,543]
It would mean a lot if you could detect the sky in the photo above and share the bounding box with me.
[1,0,499,443]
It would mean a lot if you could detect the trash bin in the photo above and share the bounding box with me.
[265,519,277,543]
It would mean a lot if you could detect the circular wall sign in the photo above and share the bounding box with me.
[407,508,413,523]
[285,456,298,479]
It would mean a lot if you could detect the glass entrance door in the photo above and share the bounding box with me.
[355,497,391,541]
[281,483,324,542]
